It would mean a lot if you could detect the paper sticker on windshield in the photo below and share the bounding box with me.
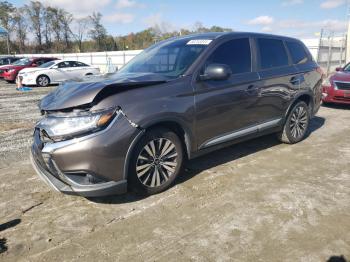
[187,39,212,45]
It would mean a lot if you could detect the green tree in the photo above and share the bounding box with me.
[12,7,27,53]
[89,12,107,51]
[25,1,45,50]
[72,17,90,52]
[0,1,15,53]
[60,9,72,49]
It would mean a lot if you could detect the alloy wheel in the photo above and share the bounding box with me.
[136,138,178,188]
[38,76,49,86]
[290,105,308,139]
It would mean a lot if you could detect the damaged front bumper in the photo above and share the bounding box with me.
[30,147,127,197]
[30,113,141,197]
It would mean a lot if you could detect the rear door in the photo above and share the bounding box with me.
[193,37,262,149]
[285,40,322,113]
[254,37,299,124]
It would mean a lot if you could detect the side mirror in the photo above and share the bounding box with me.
[199,64,232,81]
[32,63,37,67]
[336,67,343,72]
[52,65,58,69]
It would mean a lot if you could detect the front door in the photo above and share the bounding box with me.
[193,37,262,149]
[53,61,75,82]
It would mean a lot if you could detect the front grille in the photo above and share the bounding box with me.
[335,81,350,90]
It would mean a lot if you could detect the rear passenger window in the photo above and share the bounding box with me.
[76,62,88,67]
[206,38,251,74]
[286,41,308,64]
[257,38,289,69]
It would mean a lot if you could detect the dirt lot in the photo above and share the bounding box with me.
[0,81,349,262]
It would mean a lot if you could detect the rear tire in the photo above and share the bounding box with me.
[278,101,310,144]
[128,128,183,195]
[36,75,50,87]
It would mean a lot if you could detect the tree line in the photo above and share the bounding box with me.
[0,1,232,54]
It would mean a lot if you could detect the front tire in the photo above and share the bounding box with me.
[278,101,310,144]
[128,128,183,195]
[36,75,50,87]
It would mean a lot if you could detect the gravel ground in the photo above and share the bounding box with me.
[0,81,349,262]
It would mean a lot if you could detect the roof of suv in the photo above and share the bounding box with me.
[172,32,302,42]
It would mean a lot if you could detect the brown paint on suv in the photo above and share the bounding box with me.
[31,32,322,197]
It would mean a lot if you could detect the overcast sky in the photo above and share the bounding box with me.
[11,0,350,39]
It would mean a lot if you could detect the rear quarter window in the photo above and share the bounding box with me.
[286,41,309,64]
[257,38,289,70]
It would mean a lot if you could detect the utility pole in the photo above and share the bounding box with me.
[317,28,324,63]
[346,0,350,63]
[6,33,10,54]
[326,32,334,76]
[340,34,345,66]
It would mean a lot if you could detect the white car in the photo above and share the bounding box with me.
[18,60,100,87]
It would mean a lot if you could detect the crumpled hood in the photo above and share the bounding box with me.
[40,73,169,111]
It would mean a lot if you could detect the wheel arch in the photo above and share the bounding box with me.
[122,118,194,180]
[142,120,193,160]
[285,92,314,119]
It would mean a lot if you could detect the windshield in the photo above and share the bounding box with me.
[119,38,210,78]
[12,58,32,66]
[39,61,56,68]
[343,63,350,71]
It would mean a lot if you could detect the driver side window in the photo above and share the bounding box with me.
[58,61,70,68]
[205,38,252,75]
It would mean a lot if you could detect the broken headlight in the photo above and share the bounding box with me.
[37,107,118,141]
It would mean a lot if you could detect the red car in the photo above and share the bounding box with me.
[322,64,350,105]
[2,57,57,83]
[0,56,24,78]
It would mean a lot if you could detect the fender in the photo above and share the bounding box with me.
[284,90,314,120]
[122,116,195,180]
[140,116,195,158]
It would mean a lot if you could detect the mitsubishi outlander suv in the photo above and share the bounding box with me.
[31,32,323,197]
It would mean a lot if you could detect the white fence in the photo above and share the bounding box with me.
[17,50,143,73]
[15,37,347,75]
